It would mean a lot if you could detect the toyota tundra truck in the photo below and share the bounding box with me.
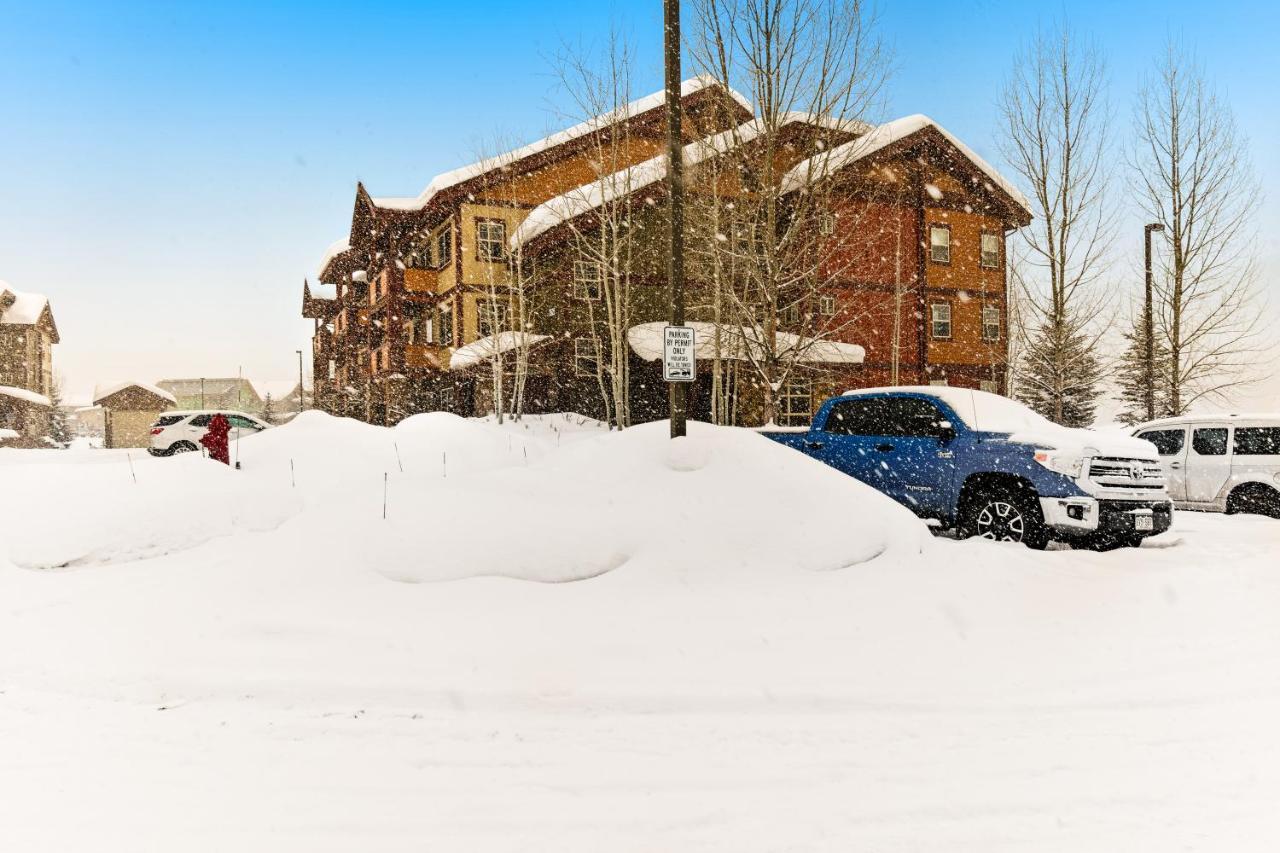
[765,386,1173,549]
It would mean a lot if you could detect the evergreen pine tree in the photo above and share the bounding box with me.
[1114,315,1172,426]
[260,393,278,426]
[1015,321,1104,427]
[47,376,72,447]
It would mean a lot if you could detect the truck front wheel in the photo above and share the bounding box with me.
[960,487,1050,550]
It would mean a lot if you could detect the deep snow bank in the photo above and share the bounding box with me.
[0,413,923,581]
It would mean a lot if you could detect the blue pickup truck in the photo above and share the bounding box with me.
[766,387,1174,549]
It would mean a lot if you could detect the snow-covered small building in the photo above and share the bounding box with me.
[92,382,177,449]
[0,282,59,444]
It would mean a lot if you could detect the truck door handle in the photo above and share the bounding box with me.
[804,440,825,450]
[875,443,895,452]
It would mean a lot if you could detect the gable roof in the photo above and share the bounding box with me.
[511,112,860,250]
[781,114,1032,218]
[156,378,262,401]
[0,283,59,342]
[367,76,752,215]
[92,381,178,407]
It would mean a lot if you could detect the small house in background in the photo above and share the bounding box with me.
[92,382,177,449]
[156,377,263,414]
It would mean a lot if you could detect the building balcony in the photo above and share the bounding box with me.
[404,343,449,371]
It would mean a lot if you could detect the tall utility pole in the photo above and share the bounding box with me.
[1143,223,1165,421]
[296,350,305,415]
[664,0,687,438]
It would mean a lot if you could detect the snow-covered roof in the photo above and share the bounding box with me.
[1130,412,1280,428]
[0,428,19,440]
[449,332,552,371]
[0,385,52,407]
[315,238,351,280]
[781,114,1032,214]
[308,281,337,301]
[371,76,752,216]
[0,284,51,326]
[628,322,865,365]
[156,378,259,399]
[511,112,867,250]
[92,381,178,406]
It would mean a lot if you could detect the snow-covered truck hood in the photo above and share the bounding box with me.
[1001,426,1159,460]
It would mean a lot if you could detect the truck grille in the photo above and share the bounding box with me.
[1088,457,1166,489]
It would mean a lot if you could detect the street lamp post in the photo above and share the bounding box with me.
[664,0,687,439]
[296,350,305,416]
[1143,223,1165,421]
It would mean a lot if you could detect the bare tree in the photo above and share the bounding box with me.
[998,23,1113,426]
[688,0,890,424]
[1131,41,1262,414]
[550,33,644,429]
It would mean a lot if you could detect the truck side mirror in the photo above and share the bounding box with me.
[936,421,956,443]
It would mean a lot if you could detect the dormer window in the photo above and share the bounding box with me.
[574,261,602,300]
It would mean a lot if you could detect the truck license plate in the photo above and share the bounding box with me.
[1134,515,1154,531]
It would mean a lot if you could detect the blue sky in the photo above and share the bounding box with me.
[1,0,1276,405]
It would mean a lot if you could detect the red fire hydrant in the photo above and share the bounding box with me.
[200,413,231,466]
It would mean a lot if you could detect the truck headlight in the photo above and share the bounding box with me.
[1033,450,1083,478]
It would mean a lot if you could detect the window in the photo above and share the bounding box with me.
[574,338,600,377]
[153,415,185,427]
[404,319,417,345]
[777,378,812,427]
[477,300,509,338]
[435,229,453,268]
[1138,429,1186,457]
[328,359,336,380]
[1192,427,1228,456]
[781,302,801,325]
[227,415,260,430]
[818,213,835,236]
[979,379,998,393]
[823,397,948,438]
[982,307,1001,342]
[929,225,951,263]
[930,303,952,339]
[188,414,212,427]
[980,232,1001,269]
[819,295,836,316]
[476,219,506,261]
[574,261,602,300]
[437,305,454,347]
[1234,427,1280,456]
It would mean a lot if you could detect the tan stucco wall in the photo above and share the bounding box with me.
[104,409,160,449]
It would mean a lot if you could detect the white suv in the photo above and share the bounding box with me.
[148,410,271,456]
[1133,415,1280,518]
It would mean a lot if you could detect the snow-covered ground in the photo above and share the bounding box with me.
[2,413,1278,851]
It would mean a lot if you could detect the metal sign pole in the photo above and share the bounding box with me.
[664,0,687,438]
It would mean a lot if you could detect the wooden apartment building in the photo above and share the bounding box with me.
[301,78,1030,427]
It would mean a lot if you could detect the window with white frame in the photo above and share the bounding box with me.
[477,299,509,338]
[573,260,602,300]
[781,302,801,325]
[979,379,998,393]
[777,377,812,427]
[929,225,951,263]
[819,294,836,316]
[476,219,506,261]
[980,232,1000,269]
[930,303,952,339]
[574,338,600,377]
[435,228,453,268]
[818,212,835,236]
[404,319,417,345]
[437,304,454,348]
[982,306,1001,341]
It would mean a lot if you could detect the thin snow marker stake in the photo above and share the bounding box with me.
[394,442,403,473]
[290,458,296,488]
[523,445,528,465]
[126,451,137,484]
[442,451,447,479]
[383,472,388,520]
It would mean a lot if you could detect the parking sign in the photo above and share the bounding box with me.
[663,326,696,382]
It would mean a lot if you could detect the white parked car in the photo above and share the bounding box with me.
[1132,414,1280,518]
[148,410,271,456]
